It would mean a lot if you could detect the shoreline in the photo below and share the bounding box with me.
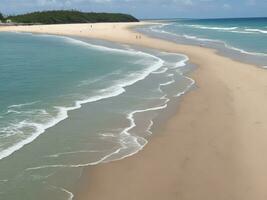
[2,22,267,199]
[135,23,267,69]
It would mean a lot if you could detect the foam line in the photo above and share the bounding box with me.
[26,100,170,171]
[60,188,74,200]
[188,25,238,31]
[8,101,39,109]
[176,75,196,97]
[149,24,267,57]
[49,185,74,200]
[245,28,267,34]
[152,67,168,74]
[45,150,108,158]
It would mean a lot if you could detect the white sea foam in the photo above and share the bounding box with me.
[152,67,168,74]
[5,108,48,115]
[6,109,21,114]
[60,188,74,200]
[45,150,105,158]
[8,101,39,109]
[61,35,153,57]
[78,70,122,87]
[172,55,189,69]
[167,73,174,77]
[0,119,65,160]
[230,30,258,34]
[49,185,74,200]
[176,76,196,97]
[224,43,267,57]
[25,98,170,171]
[0,121,28,138]
[149,24,267,59]
[155,27,267,58]
[183,34,221,43]
[100,133,117,137]
[184,34,267,57]
[146,120,154,135]
[159,79,175,87]
[188,25,238,31]
[245,28,267,34]
[160,53,195,96]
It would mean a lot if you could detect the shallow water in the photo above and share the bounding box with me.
[139,18,267,67]
[0,32,195,200]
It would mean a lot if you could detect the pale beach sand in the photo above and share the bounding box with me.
[1,22,267,200]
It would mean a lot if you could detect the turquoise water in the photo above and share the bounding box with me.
[0,32,161,160]
[0,32,194,199]
[142,17,267,67]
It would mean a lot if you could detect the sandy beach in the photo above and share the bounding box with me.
[2,22,267,199]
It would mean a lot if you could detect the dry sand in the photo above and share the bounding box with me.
[2,22,267,200]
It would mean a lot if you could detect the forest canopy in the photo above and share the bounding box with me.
[5,10,139,24]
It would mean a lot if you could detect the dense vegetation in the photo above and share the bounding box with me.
[0,12,4,21]
[6,10,139,24]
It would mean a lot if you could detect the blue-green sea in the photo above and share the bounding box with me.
[140,17,267,67]
[0,32,194,200]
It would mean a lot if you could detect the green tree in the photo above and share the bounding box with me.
[0,12,4,21]
[8,10,139,24]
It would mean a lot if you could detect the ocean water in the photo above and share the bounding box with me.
[140,17,267,67]
[0,32,194,199]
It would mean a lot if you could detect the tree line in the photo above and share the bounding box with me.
[0,12,4,22]
[0,10,139,24]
